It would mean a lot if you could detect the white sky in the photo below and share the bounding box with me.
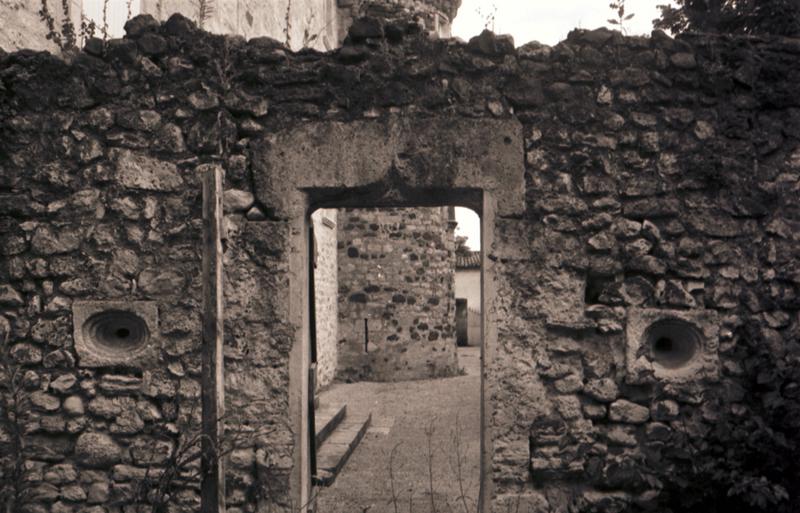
[83,0,141,38]
[454,207,481,250]
[452,0,675,46]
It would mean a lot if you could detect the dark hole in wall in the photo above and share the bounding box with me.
[653,337,673,353]
[455,298,468,346]
[645,319,700,369]
[585,274,615,304]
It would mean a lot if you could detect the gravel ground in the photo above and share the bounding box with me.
[315,347,481,513]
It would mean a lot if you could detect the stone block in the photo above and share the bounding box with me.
[72,301,160,369]
[625,308,719,385]
[609,400,650,424]
[251,117,524,217]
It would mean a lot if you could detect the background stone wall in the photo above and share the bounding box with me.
[0,0,83,52]
[0,0,462,54]
[1,11,800,512]
[336,207,458,382]
[140,0,342,51]
[312,209,339,391]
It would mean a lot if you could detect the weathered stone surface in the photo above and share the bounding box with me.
[348,16,384,40]
[131,437,173,465]
[86,481,110,503]
[49,373,77,393]
[111,149,183,191]
[30,391,60,411]
[662,279,696,307]
[670,52,697,69]
[0,284,24,305]
[116,110,162,131]
[43,463,78,484]
[223,189,255,213]
[31,226,81,255]
[252,117,525,217]
[138,270,185,295]
[99,374,142,394]
[606,425,638,446]
[112,464,149,481]
[88,396,125,418]
[75,432,123,468]
[11,343,43,364]
[467,29,515,56]
[124,14,160,37]
[188,88,220,110]
[584,378,619,402]
[63,395,85,416]
[224,91,269,117]
[650,399,679,421]
[608,400,650,423]
[110,409,145,434]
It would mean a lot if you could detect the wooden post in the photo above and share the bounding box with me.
[201,164,226,513]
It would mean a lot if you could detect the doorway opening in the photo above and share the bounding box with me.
[308,205,484,513]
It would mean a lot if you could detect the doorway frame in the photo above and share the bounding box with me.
[254,115,524,512]
[288,193,497,512]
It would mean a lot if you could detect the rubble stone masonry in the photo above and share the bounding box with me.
[336,207,457,382]
[1,10,800,512]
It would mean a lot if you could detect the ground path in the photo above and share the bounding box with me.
[315,347,481,513]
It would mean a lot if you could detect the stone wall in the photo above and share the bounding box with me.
[312,209,339,390]
[1,11,800,512]
[336,207,458,382]
[0,48,206,511]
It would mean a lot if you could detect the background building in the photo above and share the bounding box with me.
[455,250,481,346]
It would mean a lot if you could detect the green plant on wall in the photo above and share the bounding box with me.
[654,0,800,36]
[38,0,97,51]
[0,320,32,513]
[195,0,216,29]
[475,2,496,32]
[607,0,635,34]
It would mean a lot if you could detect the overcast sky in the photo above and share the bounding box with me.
[84,0,140,37]
[452,0,676,46]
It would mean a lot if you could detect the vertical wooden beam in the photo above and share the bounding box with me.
[289,194,312,512]
[479,191,496,513]
[201,164,226,513]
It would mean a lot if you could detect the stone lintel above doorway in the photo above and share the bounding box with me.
[250,115,524,217]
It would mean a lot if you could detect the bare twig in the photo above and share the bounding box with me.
[0,318,32,513]
[447,414,474,513]
[195,0,215,29]
[388,442,403,513]
[425,417,438,513]
[101,0,110,39]
[283,0,292,47]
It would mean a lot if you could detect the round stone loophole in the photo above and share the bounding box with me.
[645,318,701,369]
[82,310,149,356]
